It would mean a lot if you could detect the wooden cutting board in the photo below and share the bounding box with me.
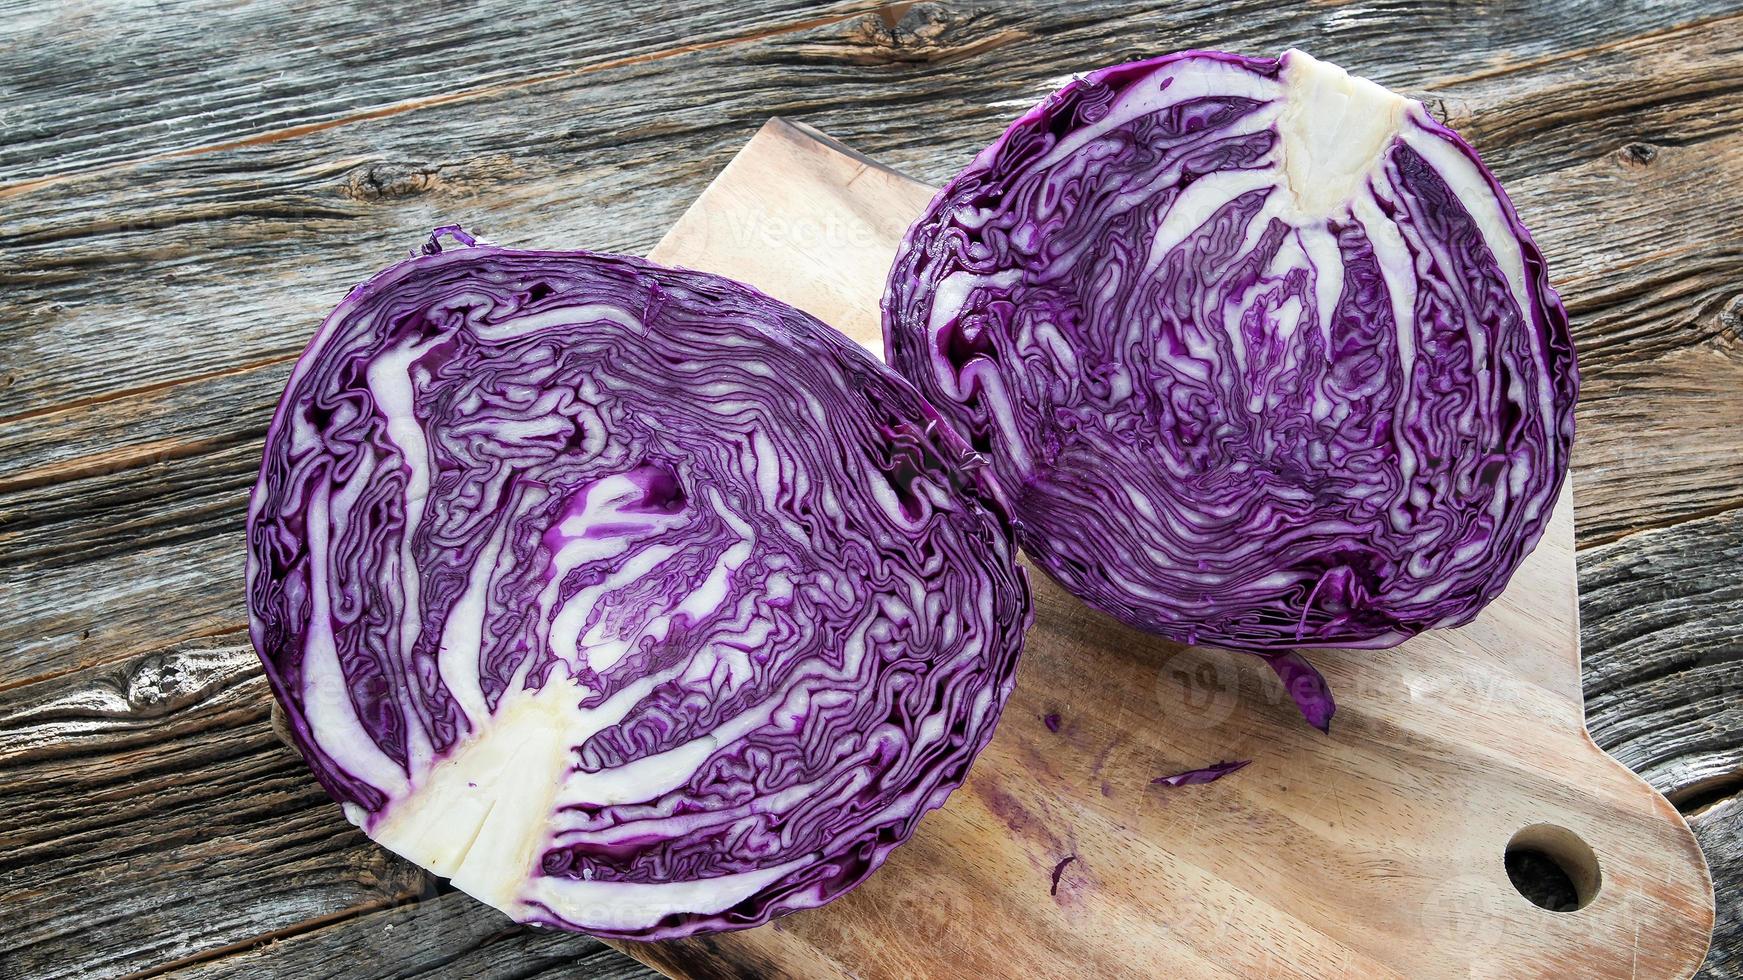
[613,119,1715,979]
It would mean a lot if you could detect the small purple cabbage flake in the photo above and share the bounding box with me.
[1264,650,1336,733]
[883,49,1577,652]
[246,235,1032,940]
[1050,854,1077,895]
[1152,760,1252,788]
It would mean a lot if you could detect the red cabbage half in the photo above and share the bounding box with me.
[884,49,1577,651]
[246,233,1030,939]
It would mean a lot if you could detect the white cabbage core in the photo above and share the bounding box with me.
[1277,48,1409,221]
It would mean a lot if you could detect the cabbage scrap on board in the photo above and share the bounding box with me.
[246,232,1031,939]
[885,49,1577,657]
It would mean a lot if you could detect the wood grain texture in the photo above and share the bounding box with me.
[0,0,1738,977]
[1572,347,1743,547]
[649,120,936,346]
[0,532,245,691]
[170,889,648,980]
[605,119,1714,980]
[1692,797,1743,980]
[0,635,429,978]
[1577,506,1743,980]
[0,0,887,184]
[1582,509,1743,809]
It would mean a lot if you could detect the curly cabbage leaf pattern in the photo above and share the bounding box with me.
[884,50,1577,651]
[247,237,1030,939]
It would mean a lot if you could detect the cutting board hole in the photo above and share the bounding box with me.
[1504,824,1600,912]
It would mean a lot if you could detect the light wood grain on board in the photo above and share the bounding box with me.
[0,1,1739,977]
[601,118,1715,980]
[650,121,936,348]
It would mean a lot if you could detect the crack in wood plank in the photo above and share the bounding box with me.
[0,429,261,495]
[113,891,428,980]
[0,3,898,201]
[1581,500,1743,552]
[1427,7,1743,88]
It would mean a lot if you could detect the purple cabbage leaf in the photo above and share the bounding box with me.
[1264,650,1336,732]
[1152,760,1251,788]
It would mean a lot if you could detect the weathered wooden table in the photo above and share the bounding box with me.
[2,2,1738,977]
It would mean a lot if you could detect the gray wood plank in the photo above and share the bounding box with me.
[1574,346,1743,546]
[1425,17,1743,180]
[1695,797,1742,979]
[0,358,283,501]
[7,0,1728,187]
[1419,20,1743,377]
[0,0,886,183]
[1583,509,1743,801]
[0,532,245,689]
[169,889,653,980]
[0,439,256,574]
[0,627,664,980]
[0,635,428,979]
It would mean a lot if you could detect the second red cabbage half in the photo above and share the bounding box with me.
[884,49,1578,653]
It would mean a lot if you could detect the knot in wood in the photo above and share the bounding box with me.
[347,162,436,201]
[1619,142,1658,167]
